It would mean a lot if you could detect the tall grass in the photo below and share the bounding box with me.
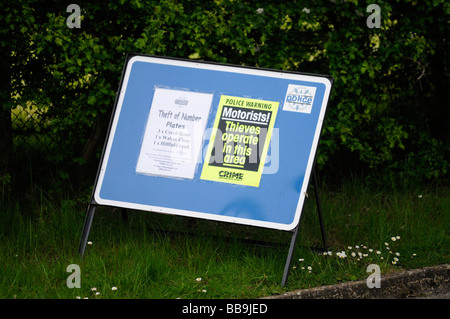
[0,176,448,299]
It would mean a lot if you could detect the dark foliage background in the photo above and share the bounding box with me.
[1,0,449,194]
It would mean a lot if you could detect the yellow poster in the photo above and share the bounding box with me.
[200,95,279,187]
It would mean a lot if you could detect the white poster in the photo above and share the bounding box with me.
[136,88,213,179]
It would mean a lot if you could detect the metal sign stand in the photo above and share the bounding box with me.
[79,165,328,288]
[78,202,96,257]
[281,165,327,287]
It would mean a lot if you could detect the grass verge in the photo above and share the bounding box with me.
[0,176,448,299]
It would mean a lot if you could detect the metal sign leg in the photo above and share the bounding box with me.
[312,166,328,251]
[78,204,96,257]
[281,225,300,287]
[281,166,327,287]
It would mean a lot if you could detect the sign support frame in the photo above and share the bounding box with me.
[78,163,329,285]
[281,165,327,287]
[78,169,328,287]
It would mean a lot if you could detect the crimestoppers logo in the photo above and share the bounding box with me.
[218,170,244,181]
[283,84,316,114]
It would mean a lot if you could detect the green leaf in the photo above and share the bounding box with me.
[87,95,97,105]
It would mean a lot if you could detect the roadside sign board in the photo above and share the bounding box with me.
[93,54,332,231]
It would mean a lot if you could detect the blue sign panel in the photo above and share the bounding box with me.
[94,55,332,231]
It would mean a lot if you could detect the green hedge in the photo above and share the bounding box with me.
[2,0,449,186]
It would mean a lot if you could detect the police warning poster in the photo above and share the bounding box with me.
[201,95,279,187]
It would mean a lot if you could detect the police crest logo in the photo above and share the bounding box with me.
[283,84,317,114]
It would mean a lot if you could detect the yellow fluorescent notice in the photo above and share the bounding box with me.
[200,95,279,187]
